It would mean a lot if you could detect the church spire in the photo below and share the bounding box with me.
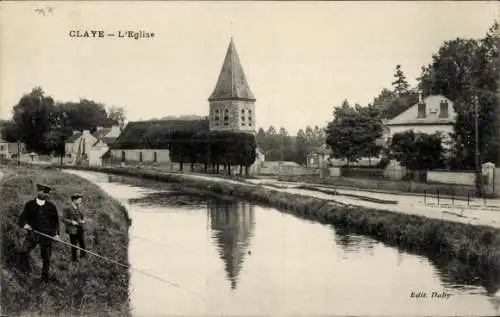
[208,38,256,102]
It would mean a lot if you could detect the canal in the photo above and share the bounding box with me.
[67,170,500,317]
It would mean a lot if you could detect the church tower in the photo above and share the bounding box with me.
[208,38,256,133]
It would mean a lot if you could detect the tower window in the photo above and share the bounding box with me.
[214,109,220,127]
[223,108,229,126]
[241,108,246,126]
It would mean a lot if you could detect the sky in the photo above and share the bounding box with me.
[0,1,498,134]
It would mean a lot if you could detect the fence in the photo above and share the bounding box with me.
[422,188,499,209]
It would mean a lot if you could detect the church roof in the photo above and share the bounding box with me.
[208,38,256,102]
[111,119,209,149]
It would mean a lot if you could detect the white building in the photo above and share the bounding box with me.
[64,125,120,166]
[385,94,456,148]
[0,138,26,160]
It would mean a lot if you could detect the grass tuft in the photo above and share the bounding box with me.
[0,166,131,317]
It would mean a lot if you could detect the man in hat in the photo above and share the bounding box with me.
[18,184,60,282]
[62,193,87,262]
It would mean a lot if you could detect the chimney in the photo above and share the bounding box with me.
[417,101,426,118]
[439,100,449,118]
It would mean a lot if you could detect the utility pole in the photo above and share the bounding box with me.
[59,112,67,170]
[17,141,20,166]
[206,132,210,173]
[474,94,482,197]
[279,131,284,180]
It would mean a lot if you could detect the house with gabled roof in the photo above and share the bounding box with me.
[385,94,456,148]
[64,125,121,166]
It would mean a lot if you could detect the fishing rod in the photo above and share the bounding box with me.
[103,226,195,255]
[28,229,206,301]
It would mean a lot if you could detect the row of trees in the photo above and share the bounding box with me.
[1,87,126,155]
[256,125,326,164]
[168,131,256,175]
[325,21,499,170]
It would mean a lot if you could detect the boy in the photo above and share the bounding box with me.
[62,193,87,262]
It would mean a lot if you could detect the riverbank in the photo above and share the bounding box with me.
[63,165,500,292]
[0,165,131,317]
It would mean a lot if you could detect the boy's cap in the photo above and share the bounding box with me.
[71,193,83,200]
[36,184,52,193]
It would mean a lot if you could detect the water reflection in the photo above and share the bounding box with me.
[208,200,255,290]
[333,220,500,296]
[64,170,500,316]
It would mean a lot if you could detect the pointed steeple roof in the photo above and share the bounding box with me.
[209,38,256,102]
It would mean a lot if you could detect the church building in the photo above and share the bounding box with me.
[109,38,264,172]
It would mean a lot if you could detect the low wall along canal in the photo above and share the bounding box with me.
[65,168,500,317]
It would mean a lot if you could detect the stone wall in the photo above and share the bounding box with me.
[427,171,476,186]
[110,149,171,163]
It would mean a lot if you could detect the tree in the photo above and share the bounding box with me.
[58,99,110,133]
[389,131,445,172]
[294,129,308,165]
[418,21,500,167]
[0,121,21,142]
[325,100,383,164]
[356,104,385,160]
[392,64,410,97]
[372,88,396,114]
[11,87,56,153]
[256,128,267,149]
[45,111,72,160]
[108,106,126,131]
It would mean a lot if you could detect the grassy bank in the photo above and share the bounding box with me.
[65,165,500,293]
[0,165,132,317]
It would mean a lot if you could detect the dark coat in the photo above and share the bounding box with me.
[62,205,85,235]
[18,199,60,236]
